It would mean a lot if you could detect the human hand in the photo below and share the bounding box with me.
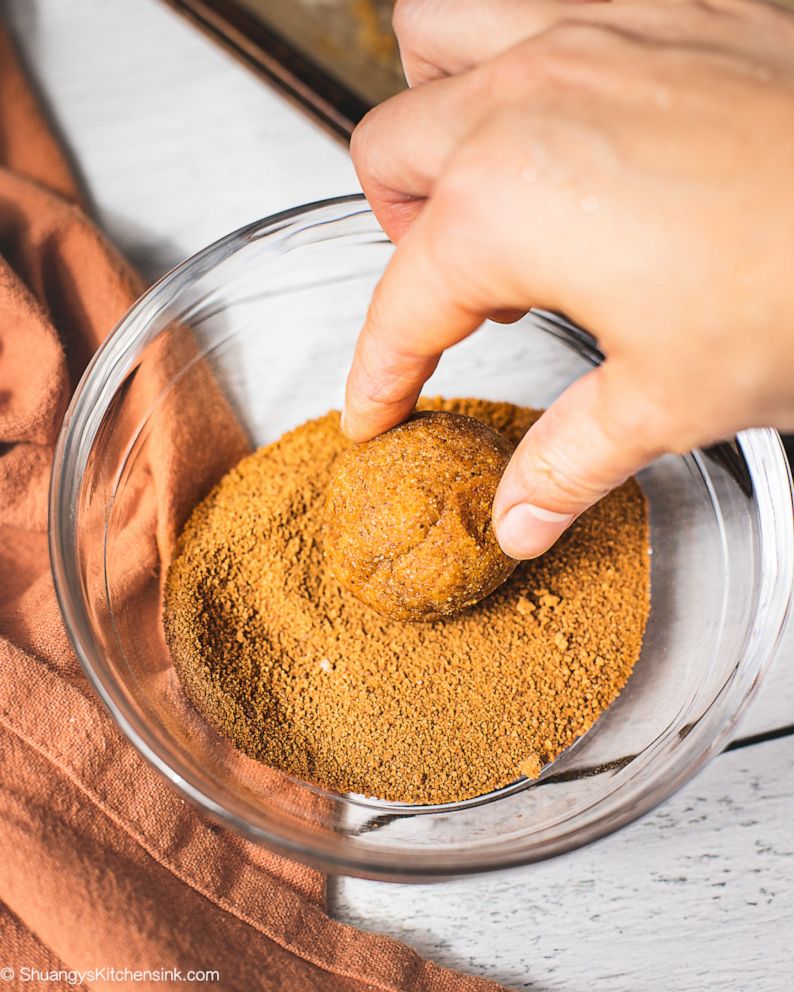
[342,0,794,558]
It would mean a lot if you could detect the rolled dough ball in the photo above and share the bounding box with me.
[324,410,517,621]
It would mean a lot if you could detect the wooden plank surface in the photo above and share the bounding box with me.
[332,735,794,992]
[6,2,792,989]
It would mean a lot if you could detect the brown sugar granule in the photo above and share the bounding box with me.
[163,398,651,805]
[324,410,517,621]
[518,753,543,779]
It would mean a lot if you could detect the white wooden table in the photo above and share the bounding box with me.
[7,1,792,988]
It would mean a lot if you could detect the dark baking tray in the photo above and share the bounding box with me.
[162,0,404,142]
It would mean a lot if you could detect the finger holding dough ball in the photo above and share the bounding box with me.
[324,410,517,621]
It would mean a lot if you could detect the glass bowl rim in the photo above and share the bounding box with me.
[49,194,794,879]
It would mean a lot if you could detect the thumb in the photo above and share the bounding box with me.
[493,366,666,559]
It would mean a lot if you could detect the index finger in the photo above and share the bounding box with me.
[342,200,491,442]
[342,81,609,441]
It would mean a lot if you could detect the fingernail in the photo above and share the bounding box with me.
[495,503,575,560]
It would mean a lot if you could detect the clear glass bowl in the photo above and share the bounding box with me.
[50,195,794,881]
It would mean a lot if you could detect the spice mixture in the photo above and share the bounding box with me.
[164,398,650,804]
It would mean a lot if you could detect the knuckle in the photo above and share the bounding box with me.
[350,100,397,179]
[530,448,611,507]
[471,39,567,107]
[469,21,649,126]
[438,152,487,208]
[543,20,612,47]
[489,22,624,92]
[392,0,426,49]
[687,0,738,15]
[477,55,518,103]
[349,107,378,166]
[602,373,689,454]
[350,359,395,411]
[477,47,539,102]
[533,23,609,72]
[357,369,402,407]
[356,343,417,407]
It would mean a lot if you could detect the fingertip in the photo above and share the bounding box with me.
[341,385,418,443]
[339,405,350,438]
[494,502,575,560]
[340,404,375,444]
[339,397,375,443]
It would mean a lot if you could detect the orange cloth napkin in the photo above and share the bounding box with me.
[0,27,504,992]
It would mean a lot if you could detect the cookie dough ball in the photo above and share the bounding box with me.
[324,410,517,621]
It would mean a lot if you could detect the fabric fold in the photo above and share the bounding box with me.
[0,24,503,992]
